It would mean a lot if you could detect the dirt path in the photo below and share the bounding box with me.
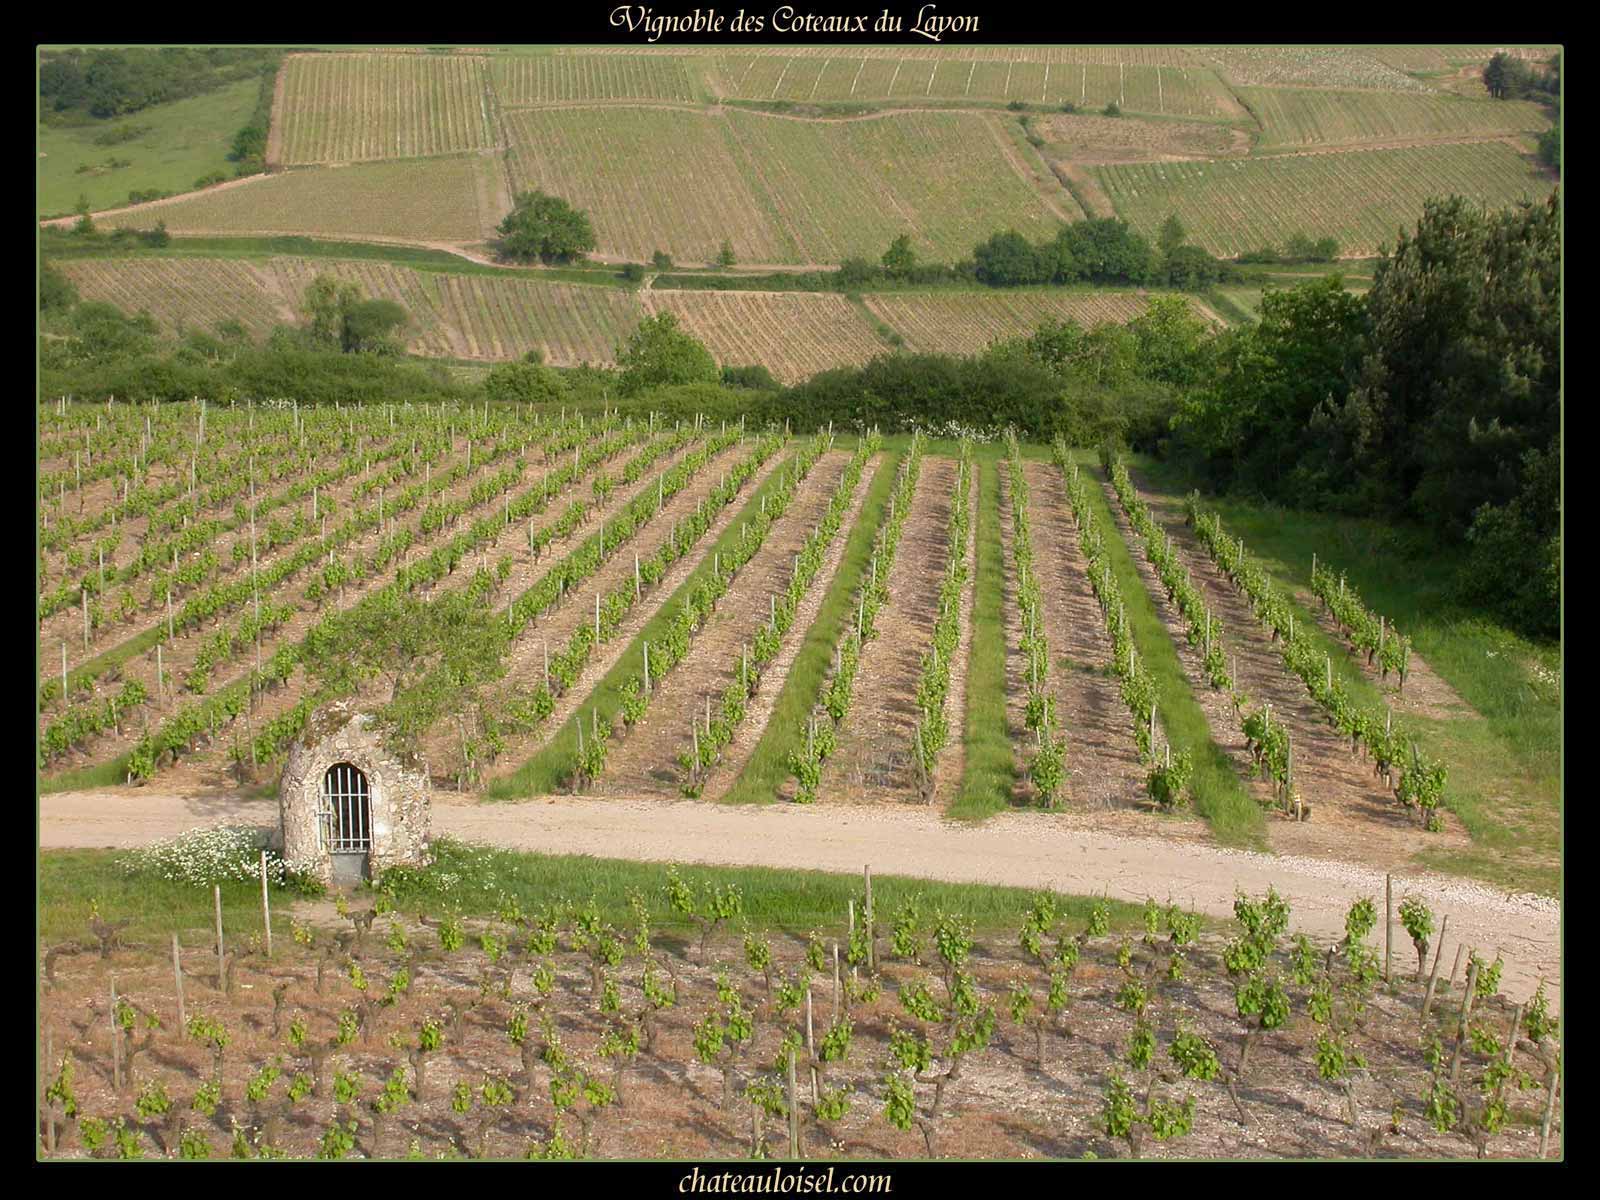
[1117,474,1475,869]
[39,789,1559,1010]
[483,447,791,787]
[601,451,851,797]
[821,457,958,805]
[1025,461,1154,816]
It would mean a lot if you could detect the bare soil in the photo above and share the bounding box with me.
[36,884,1561,1160]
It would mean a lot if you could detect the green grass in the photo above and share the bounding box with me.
[949,457,1016,820]
[721,450,900,805]
[487,442,810,799]
[367,838,1154,935]
[38,81,261,219]
[39,849,295,944]
[1132,455,1559,895]
[38,755,133,795]
[1067,452,1266,848]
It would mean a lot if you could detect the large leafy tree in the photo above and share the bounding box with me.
[615,313,719,395]
[496,191,596,264]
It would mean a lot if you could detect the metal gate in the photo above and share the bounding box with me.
[318,763,372,884]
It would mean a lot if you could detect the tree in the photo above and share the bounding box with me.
[1103,101,1122,117]
[1157,214,1187,256]
[973,230,1049,286]
[484,359,567,405]
[621,263,645,282]
[40,261,79,314]
[615,313,719,396]
[141,221,170,248]
[837,258,879,288]
[496,191,596,264]
[339,299,407,354]
[717,240,736,269]
[721,364,778,390]
[882,234,918,277]
[302,275,360,349]
[651,250,674,271]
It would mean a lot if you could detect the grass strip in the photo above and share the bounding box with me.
[40,841,1154,944]
[1066,451,1265,848]
[488,442,811,799]
[949,456,1015,820]
[721,449,901,805]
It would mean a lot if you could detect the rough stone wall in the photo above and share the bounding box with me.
[279,701,432,885]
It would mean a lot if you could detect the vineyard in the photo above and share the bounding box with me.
[35,402,1481,862]
[640,292,887,384]
[36,845,1562,1160]
[707,55,1240,118]
[502,107,1061,265]
[1093,141,1553,258]
[96,156,503,245]
[274,54,499,165]
[862,291,1159,357]
[490,53,701,104]
[1241,89,1551,150]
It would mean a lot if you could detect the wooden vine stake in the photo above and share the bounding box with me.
[213,885,225,992]
[172,932,187,1030]
[261,850,273,958]
[1447,957,1481,1088]
[1383,875,1392,983]
[805,983,819,1102]
[1420,914,1449,1021]
[863,865,875,972]
[787,1049,801,1159]
[1539,1053,1561,1159]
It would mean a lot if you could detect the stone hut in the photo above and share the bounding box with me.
[279,701,431,886]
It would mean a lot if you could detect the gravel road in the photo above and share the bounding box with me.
[40,789,1559,1009]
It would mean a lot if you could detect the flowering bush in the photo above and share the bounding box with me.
[119,826,288,889]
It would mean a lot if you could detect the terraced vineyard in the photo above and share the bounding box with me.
[502,108,1060,264]
[1241,88,1551,150]
[274,53,498,165]
[96,157,503,245]
[1094,141,1553,257]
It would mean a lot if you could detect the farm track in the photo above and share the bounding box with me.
[39,430,660,780]
[599,451,852,797]
[821,457,960,804]
[1115,473,1476,869]
[38,790,1560,1011]
[1025,461,1153,816]
[482,447,791,786]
